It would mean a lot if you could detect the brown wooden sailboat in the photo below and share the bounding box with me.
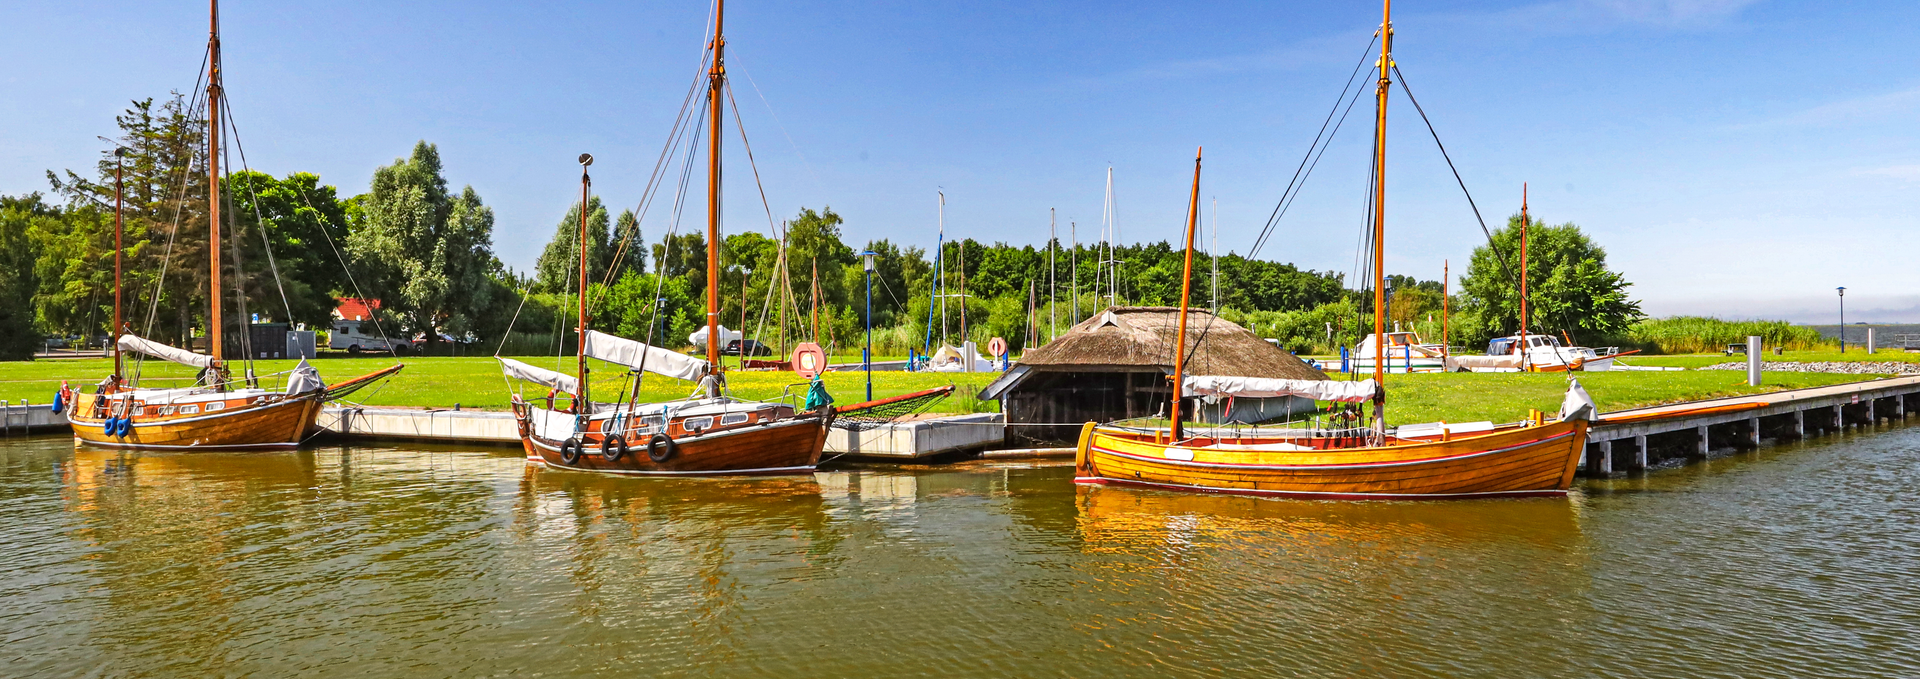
[506,0,834,476]
[62,0,401,451]
[1074,0,1592,499]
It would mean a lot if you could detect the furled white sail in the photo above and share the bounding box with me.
[498,357,579,393]
[1182,375,1378,403]
[118,334,217,368]
[583,330,709,381]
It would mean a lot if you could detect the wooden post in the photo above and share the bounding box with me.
[1596,440,1613,475]
[1633,434,1648,471]
[1747,416,1761,447]
[1793,409,1805,438]
[1695,425,1710,458]
[1866,399,1876,426]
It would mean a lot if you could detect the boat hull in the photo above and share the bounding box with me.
[69,392,323,450]
[521,409,832,476]
[1076,419,1588,499]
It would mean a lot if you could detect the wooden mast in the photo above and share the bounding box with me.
[1169,147,1202,442]
[576,155,592,407]
[113,149,125,379]
[1370,0,1392,428]
[705,0,726,376]
[1519,182,1530,369]
[1441,259,1449,359]
[207,0,224,371]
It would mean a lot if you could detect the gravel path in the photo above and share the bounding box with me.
[1701,361,1920,375]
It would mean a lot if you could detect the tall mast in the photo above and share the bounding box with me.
[1170,147,1202,442]
[1370,0,1392,409]
[704,0,726,373]
[939,192,947,345]
[113,149,125,378]
[1520,182,1530,369]
[1070,221,1078,322]
[576,154,592,406]
[1442,259,1450,359]
[1210,197,1218,311]
[1048,208,1056,341]
[207,0,224,368]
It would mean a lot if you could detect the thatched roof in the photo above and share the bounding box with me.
[1016,306,1326,381]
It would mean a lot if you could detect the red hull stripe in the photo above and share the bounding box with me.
[1074,476,1568,500]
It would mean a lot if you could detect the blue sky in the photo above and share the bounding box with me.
[4,1,1916,322]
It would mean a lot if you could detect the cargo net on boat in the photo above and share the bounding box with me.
[830,385,956,432]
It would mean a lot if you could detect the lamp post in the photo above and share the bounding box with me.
[862,250,877,401]
[1837,286,1846,353]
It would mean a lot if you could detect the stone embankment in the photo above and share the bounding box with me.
[1702,361,1920,375]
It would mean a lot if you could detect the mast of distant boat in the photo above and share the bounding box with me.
[1520,182,1530,370]
[1369,0,1392,433]
[113,148,125,379]
[1170,148,1203,442]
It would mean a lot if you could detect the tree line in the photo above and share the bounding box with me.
[0,95,1645,360]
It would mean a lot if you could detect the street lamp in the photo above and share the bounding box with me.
[1837,286,1846,353]
[861,250,878,401]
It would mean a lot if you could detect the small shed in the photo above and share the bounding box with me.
[978,306,1331,447]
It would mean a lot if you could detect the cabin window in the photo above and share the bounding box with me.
[720,413,750,426]
[159,406,175,415]
[684,416,714,433]
[179,405,199,415]
[206,403,224,412]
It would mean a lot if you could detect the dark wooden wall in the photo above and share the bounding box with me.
[1003,370,1170,447]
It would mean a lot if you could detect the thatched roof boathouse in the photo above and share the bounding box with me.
[978,306,1330,447]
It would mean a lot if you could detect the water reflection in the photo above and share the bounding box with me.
[5,431,1920,677]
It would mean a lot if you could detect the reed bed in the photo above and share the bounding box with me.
[1627,317,1827,354]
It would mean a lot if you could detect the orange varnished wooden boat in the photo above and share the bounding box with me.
[1076,419,1589,500]
[64,365,402,451]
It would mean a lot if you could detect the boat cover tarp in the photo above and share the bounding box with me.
[1183,375,1378,402]
[583,330,708,381]
[285,357,325,394]
[1558,378,1597,422]
[1446,354,1523,371]
[118,334,216,368]
[498,357,579,394]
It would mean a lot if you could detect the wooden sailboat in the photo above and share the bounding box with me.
[63,0,400,450]
[506,0,834,476]
[1073,0,1592,499]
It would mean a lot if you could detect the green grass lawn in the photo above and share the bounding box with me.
[0,355,1003,414]
[0,354,1892,424]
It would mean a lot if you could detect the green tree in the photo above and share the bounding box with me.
[0,195,52,359]
[1456,214,1642,346]
[532,196,612,294]
[347,141,501,348]
[225,171,353,329]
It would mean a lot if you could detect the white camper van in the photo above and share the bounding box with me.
[329,319,414,354]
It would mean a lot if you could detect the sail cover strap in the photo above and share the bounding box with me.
[118,334,217,368]
[499,357,579,394]
[583,330,709,381]
[1182,375,1378,402]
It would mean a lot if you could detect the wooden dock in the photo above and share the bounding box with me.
[1584,375,1920,475]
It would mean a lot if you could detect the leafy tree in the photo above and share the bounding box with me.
[532,196,612,294]
[347,141,501,347]
[1456,214,1642,346]
[0,195,52,359]
[225,171,353,329]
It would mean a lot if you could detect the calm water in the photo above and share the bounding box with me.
[4,427,1919,677]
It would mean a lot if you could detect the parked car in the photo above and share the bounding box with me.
[329,319,415,355]
[721,339,773,357]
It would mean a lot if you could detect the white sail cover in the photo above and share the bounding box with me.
[498,357,579,394]
[118,334,217,368]
[1183,375,1379,403]
[583,330,709,381]
[1558,378,1597,422]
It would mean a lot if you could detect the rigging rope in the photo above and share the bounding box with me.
[1390,64,1517,285]
[1248,35,1378,261]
